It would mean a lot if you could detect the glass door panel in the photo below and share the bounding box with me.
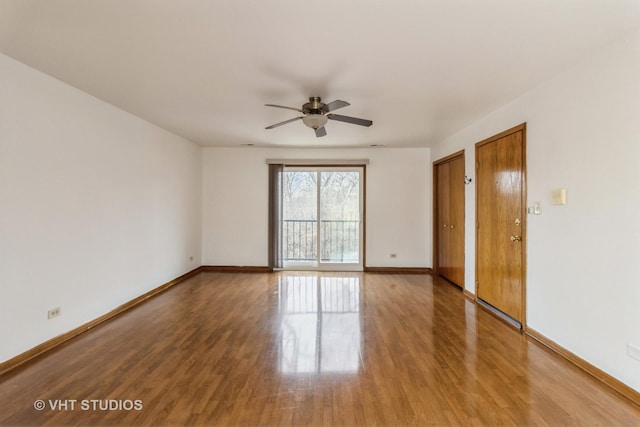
[283,167,363,271]
[319,171,361,265]
[282,170,318,267]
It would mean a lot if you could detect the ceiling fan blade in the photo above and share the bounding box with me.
[265,104,303,113]
[315,126,327,138]
[265,116,303,129]
[324,100,350,112]
[327,114,373,127]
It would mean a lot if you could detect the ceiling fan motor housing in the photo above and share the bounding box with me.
[302,97,327,115]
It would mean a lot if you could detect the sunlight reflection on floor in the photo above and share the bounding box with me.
[278,274,361,375]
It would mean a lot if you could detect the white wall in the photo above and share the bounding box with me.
[0,53,202,363]
[202,147,431,268]
[431,30,640,391]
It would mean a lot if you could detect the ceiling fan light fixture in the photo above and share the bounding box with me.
[302,114,328,129]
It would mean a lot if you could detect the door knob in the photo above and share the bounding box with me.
[510,235,521,242]
[443,224,447,228]
[450,225,455,229]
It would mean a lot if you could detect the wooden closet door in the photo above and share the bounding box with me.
[436,162,451,280]
[434,154,465,288]
[448,156,465,287]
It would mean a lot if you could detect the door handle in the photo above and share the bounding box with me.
[510,235,521,242]
[450,225,455,229]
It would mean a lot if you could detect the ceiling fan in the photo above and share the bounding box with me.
[265,97,373,138]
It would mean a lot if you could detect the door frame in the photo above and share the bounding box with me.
[282,165,366,272]
[474,123,527,329]
[432,149,465,284]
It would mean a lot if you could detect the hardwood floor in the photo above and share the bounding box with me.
[0,272,638,426]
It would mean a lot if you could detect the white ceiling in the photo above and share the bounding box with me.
[1,1,639,148]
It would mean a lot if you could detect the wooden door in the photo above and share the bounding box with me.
[436,161,451,279]
[448,156,465,286]
[434,152,465,287]
[476,124,526,324]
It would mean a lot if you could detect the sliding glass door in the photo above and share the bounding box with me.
[282,167,363,271]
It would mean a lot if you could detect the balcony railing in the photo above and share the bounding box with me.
[283,219,360,263]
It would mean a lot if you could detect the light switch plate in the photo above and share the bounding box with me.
[551,189,567,205]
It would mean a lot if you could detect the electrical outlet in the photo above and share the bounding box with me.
[47,307,61,319]
[628,344,640,361]
[527,202,542,215]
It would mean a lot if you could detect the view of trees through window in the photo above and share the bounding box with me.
[283,169,361,264]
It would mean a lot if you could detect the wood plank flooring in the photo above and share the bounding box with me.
[0,272,638,426]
